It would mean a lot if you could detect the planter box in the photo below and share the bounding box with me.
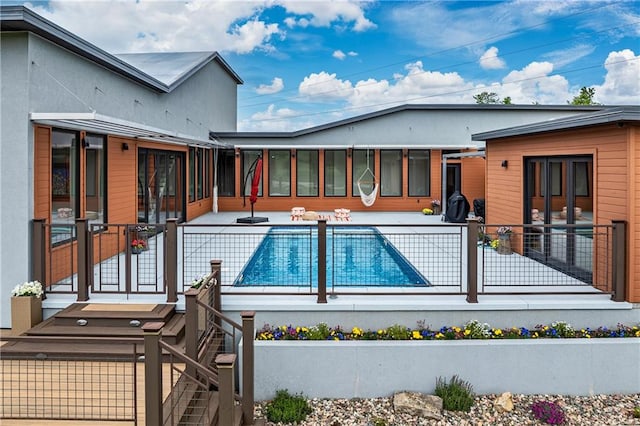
[244,338,640,400]
[11,296,42,335]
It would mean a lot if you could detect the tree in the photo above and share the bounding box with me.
[569,87,600,105]
[473,91,500,104]
[474,91,512,104]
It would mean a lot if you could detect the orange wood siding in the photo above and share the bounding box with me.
[216,148,470,213]
[486,124,638,302]
[630,125,640,302]
[34,126,51,220]
[461,156,486,209]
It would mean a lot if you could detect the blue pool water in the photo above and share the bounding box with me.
[234,226,429,287]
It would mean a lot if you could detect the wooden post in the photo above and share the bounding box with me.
[166,219,178,303]
[142,322,164,426]
[216,354,237,426]
[184,288,199,374]
[76,218,89,302]
[241,311,256,424]
[611,220,627,302]
[317,219,327,303]
[32,219,46,299]
[466,218,479,303]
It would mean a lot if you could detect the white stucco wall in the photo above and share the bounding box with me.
[1,33,33,329]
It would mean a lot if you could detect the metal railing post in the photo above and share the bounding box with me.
[216,354,237,426]
[317,219,327,303]
[611,220,627,302]
[241,311,255,424]
[466,218,479,303]
[184,288,198,373]
[76,218,89,302]
[166,219,178,302]
[32,219,46,299]
[142,322,164,426]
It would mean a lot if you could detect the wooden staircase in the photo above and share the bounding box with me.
[2,302,185,355]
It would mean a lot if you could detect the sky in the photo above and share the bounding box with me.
[13,0,640,132]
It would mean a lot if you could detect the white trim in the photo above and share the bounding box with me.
[30,112,229,147]
[233,144,481,150]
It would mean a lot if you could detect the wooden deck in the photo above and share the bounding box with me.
[0,329,181,426]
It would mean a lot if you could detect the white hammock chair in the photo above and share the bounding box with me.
[357,151,378,207]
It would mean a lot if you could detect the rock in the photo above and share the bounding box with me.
[393,391,443,420]
[494,392,514,412]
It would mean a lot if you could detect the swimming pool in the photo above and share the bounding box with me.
[234,226,429,287]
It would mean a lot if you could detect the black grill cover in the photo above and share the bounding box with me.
[473,198,485,220]
[445,191,470,223]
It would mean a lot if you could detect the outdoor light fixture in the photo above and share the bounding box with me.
[291,149,296,158]
[121,142,129,151]
[501,160,508,168]
[81,137,90,148]
[235,149,241,157]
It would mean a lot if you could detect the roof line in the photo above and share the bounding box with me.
[216,104,606,139]
[0,6,242,92]
[472,106,640,141]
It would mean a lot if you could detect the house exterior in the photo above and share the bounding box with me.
[0,6,242,328]
[215,105,604,215]
[473,106,640,303]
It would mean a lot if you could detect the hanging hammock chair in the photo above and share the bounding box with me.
[357,151,378,207]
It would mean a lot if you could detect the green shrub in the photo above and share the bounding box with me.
[307,322,331,340]
[434,375,475,412]
[264,389,312,423]
[633,406,640,418]
[385,324,411,340]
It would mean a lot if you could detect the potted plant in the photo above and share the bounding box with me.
[11,280,43,335]
[431,199,441,215]
[131,239,147,254]
[496,226,513,255]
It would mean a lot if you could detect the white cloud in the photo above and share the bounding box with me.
[277,0,376,31]
[500,61,570,104]
[25,0,282,54]
[542,44,596,69]
[256,78,284,95]
[239,104,314,131]
[298,72,354,100]
[594,49,640,104]
[333,50,347,60]
[479,46,506,70]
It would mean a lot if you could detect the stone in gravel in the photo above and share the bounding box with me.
[393,391,443,420]
[494,391,514,412]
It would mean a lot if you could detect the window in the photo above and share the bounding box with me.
[204,149,211,198]
[269,150,291,196]
[408,149,430,196]
[217,149,235,196]
[84,134,106,223]
[189,148,195,202]
[241,150,263,197]
[380,150,402,196]
[352,149,375,196]
[296,150,319,196]
[189,147,210,202]
[540,162,562,196]
[575,162,589,197]
[324,150,346,196]
[52,129,79,226]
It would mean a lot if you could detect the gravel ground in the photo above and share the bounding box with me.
[255,394,640,425]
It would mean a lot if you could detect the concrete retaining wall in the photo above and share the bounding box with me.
[244,338,640,401]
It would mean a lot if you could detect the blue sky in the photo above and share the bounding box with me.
[15,0,640,131]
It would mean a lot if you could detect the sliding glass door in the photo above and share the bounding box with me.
[524,156,593,282]
[138,149,185,223]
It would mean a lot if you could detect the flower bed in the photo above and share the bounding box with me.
[244,321,640,401]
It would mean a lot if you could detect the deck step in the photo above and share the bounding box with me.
[53,302,175,327]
